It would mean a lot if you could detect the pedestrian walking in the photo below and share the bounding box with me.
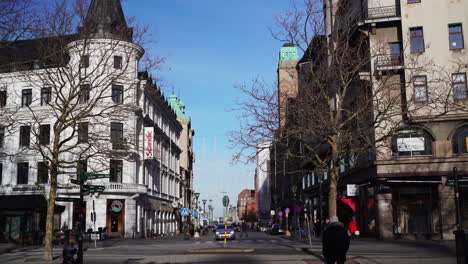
[240,221,248,238]
[322,216,350,264]
[348,216,359,239]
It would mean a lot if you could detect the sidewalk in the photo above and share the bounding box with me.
[283,234,456,253]
[0,243,42,254]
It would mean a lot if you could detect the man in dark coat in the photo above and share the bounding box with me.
[322,216,350,264]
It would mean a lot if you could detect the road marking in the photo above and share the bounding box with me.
[187,248,255,253]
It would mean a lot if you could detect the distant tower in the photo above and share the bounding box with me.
[277,43,299,128]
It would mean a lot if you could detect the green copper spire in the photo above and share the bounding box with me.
[279,43,299,61]
[170,93,190,121]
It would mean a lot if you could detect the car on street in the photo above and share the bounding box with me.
[257,220,272,232]
[215,223,236,240]
[270,223,284,235]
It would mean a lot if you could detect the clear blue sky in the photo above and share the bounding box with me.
[123,0,292,218]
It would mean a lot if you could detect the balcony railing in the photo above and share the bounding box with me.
[365,5,400,20]
[375,54,403,69]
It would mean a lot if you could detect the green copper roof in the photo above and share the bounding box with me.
[279,45,299,61]
[170,93,190,121]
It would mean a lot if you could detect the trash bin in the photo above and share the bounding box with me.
[454,230,468,264]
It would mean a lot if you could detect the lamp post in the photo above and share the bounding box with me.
[194,192,200,238]
[202,199,207,227]
[303,196,313,248]
[288,184,297,237]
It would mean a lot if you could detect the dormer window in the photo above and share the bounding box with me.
[114,56,122,69]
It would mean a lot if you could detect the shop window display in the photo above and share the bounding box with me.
[393,186,438,235]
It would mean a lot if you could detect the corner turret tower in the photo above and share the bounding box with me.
[80,0,133,41]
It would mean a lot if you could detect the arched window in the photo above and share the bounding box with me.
[452,125,468,154]
[391,128,433,157]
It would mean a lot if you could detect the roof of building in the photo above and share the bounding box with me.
[279,44,299,61]
[169,93,190,121]
[0,34,77,73]
[80,0,133,41]
[298,35,326,65]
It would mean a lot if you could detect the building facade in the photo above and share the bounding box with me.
[255,143,271,220]
[237,189,256,221]
[0,0,185,242]
[291,0,468,240]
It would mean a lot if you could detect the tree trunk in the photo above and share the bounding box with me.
[328,138,339,219]
[43,166,58,261]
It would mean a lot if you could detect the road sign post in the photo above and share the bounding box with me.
[284,208,291,237]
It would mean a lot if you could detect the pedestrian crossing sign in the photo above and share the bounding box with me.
[180,207,189,216]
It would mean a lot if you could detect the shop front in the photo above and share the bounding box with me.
[106,199,125,238]
[0,195,63,244]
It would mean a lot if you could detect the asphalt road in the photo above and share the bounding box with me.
[0,230,456,264]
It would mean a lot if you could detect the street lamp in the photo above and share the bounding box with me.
[202,199,207,226]
[291,184,298,237]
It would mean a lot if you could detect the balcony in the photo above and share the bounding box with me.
[375,54,403,71]
[360,5,401,25]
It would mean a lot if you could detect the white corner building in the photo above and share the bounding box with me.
[0,0,183,242]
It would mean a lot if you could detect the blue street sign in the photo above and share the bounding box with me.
[180,207,189,216]
[193,209,199,218]
[285,208,290,214]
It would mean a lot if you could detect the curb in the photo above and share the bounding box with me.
[294,247,322,253]
[187,249,255,253]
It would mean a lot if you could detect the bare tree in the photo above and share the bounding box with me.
[0,0,165,260]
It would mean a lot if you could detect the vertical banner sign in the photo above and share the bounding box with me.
[144,127,154,159]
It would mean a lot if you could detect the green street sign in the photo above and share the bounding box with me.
[56,197,81,202]
[80,174,110,181]
[83,185,105,192]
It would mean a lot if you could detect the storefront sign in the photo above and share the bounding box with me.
[144,127,154,159]
[347,184,359,196]
[12,186,42,192]
[110,200,123,213]
[397,137,425,152]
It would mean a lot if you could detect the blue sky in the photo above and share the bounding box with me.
[123,0,292,218]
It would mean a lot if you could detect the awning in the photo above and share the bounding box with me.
[0,195,65,212]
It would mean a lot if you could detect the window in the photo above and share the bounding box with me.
[452,125,468,154]
[449,24,464,50]
[111,85,123,104]
[19,125,30,147]
[453,73,467,100]
[78,122,89,143]
[21,89,32,107]
[0,127,4,148]
[17,162,28,184]
[77,160,87,179]
[39,124,50,145]
[113,56,122,69]
[110,160,123,182]
[33,60,42,70]
[80,55,89,68]
[0,90,6,108]
[37,162,48,184]
[41,87,51,105]
[111,122,124,150]
[391,128,433,157]
[79,84,90,103]
[410,27,425,53]
[413,76,427,102]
